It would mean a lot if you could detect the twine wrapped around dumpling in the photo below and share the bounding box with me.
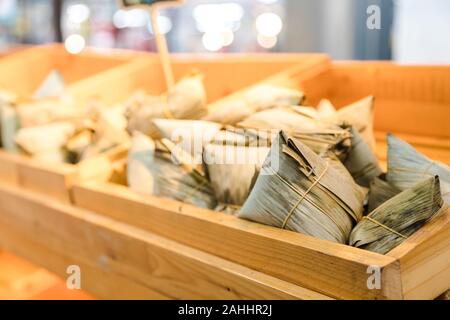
[127,73,207,137]
[203,84,304,125]
[386,134,450,204]
[343,127,382,187]
[367,175,401,212]
[350,176,443,254]
[204,129,271,206]
[289,127,352,161]
[127,131,217,209]
[239,132,365,244]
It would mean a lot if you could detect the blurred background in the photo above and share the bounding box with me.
[0,0,449,63]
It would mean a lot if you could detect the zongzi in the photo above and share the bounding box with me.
[127,73,207,136]
[386,134,450,204]
[321,96,376,151]
[317,99,336,119]
[203,84,304,125]
[0,102,19,152]
[368,175,401,212]
[343,127,382,187]
[127,131,217,209]
[15,121,76,163]
[204,129,271,206]
[237,106,332,132]
[32,70,65,100]
[152,119,222,164]
[350,176,443,254]
[239,132,365,244]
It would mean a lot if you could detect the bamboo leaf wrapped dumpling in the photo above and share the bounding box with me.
[238,106,332,132]
[152,119,222,163]
[204,84,304,125]
[350,176,443,254]
[367,175,402,212]
[14,121,76,163]
[343,127,383,187]
[386,134,450,204]
[204,129,272,206]
[321,96,376,151]
[317,99,337,119]
[127,73,207,137]
[17,98,86,128]
[0,97,19,152]
[127,131,217,209]
[239,132,365,244]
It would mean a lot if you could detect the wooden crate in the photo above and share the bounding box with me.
[0,52,327,203]
[0,182,330,300]
[0,44,132,103]
[71,58,450,300]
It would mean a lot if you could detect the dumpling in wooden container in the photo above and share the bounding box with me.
[127,131,217,209]
[343,127,382,187]
[204,84,304,125]
[386,134,450,204]
[204,130,271,206]
[127,73,207,136]
[238,106,332,132]
[15,122,76,163]
[153,119,222,164]
[239,132,365,244]
[320,96,376,151]
[350,176,443,254]
[17,98,87,128]
[368,175,401,212]
[0,94,19,152]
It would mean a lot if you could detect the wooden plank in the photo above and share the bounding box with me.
[0,44,130,103]
[0,150,21,185]
[16,160,79,204]
[72,181,402,300]
[387,208,450,300]
[0,182,331,300]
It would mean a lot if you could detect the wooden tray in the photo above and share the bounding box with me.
[0,181,330,300]
[72,58,450,300]
[0,52,327,203]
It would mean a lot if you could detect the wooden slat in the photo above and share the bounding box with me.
[0,182,330,300]
[0,44,130,102]
[387,208,450,300]
[72,181,402,300]
[0,150,21,185]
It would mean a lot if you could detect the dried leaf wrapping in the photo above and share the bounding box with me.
[368,175,402,212]
[386,134,450,204]
[204,84,304,125]
[127,131,217,209]
[238,106,333,132]
[205,130,271,206]
[321,96,376,151]
[127,74,207,136]
[350,176,443,254]
[239,132,365,244]
[343,127,382,187]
